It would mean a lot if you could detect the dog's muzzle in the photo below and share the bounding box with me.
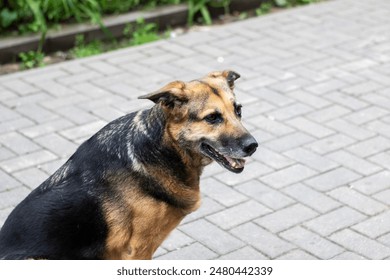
[200,134,258,173]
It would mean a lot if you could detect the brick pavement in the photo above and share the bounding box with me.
[1,0,390,259]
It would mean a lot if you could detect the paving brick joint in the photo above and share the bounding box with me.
[1,0,390,259]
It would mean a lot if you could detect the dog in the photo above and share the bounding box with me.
[0,70,258,260]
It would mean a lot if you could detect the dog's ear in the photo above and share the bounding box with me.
[222,70,240,88]
[138,81,188,108]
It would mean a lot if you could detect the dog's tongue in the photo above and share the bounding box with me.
[225,156,246,169]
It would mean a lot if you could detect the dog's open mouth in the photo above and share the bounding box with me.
[201,143,246,173]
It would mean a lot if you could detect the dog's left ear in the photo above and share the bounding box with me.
[138,81,187,108]
[222,70,240,88]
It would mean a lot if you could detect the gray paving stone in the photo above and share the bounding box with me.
[12,167,48,190]
[160,230,194,252]
[342,81,385,96]
[283,183,340,213]
[230,222,295,259]
[0,207,13,228]
[252,147,294,170]
[305,79,347,95]
[287,90,331,108]
[347,136,390,158]
[352,210,390,238]
[200,178,248,207]
[0,150,57,173]
[60,120,107,141]
[269,77,312,93]
[251,88,294,106]
[16,104,58,123]
[276,250,318,260]
[287,117,335,138]
[326,119,376,140]
[85,61,122,75]
[345,106,389,125]
[180,219,244,255]
[327,150,382,176]
[1,79,38,95]
[254,204,318,233]
[214,162,273,186]
[36,81,76,97]
[0,132,40,155]
[325,91,369,110]
[284,147,338,172]
[330,229,390,259]
[365,120,390,138]
[328,187,387,216]
[304,207,367,236]
[263,132,315,152]
[40,94,89,109]
[307,105,351,123]
[235,180,295,211]
[0,147,15,161]
[201,162,225,178]
[20,119,74,138]
[5,93,55,111]
[362,93,390,110]
[267,103,313,121]
[305,134,356,155]
[280,226,344,259]
[0,169,21,192]
[0,104,20,122]
[331,252,366,260]
[71,82,110,98]
[56,106,98,125]
[305,167,361,192]
[378,233,390,247]
[242,101,275,118]
[156,242,218,260]
[350,171,390,195]
[260,164,317,189]
[23,69,69,83]
[247,115,295,136]
[369,151,390,171]
[207,200,271,230]
[37,158,66,175]
[217,246,268,260]
[0,186,30,210]
[34,133,78,158]
[373,189,390,206]
[57,70,103,86]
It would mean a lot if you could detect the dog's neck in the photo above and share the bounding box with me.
[131,105,205,187]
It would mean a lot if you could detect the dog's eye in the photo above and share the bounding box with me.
[204,113,223,124]
[235,104,242,118]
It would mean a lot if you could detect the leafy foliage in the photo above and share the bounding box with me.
[127,18,161,45]
[69,35,103,58]
[19,50,45,69]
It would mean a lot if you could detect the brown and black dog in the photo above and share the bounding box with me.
[0,70,257,259]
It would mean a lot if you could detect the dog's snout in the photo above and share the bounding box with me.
[242,135,258,156]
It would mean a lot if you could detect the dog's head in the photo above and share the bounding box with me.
[139,70,258,173]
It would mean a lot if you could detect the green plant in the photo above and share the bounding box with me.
[256,3,273,16]
[187,0,232,26]
[70,35,103,58]
[19,50,45,69]
[127,18,161,46]
[188,0,212,26]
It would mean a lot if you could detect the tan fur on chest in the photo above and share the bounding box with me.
[103,185,200,260]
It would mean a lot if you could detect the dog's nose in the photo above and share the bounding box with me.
[242,135,258,156]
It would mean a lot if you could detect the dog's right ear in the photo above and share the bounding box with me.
[138,81,188,108]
